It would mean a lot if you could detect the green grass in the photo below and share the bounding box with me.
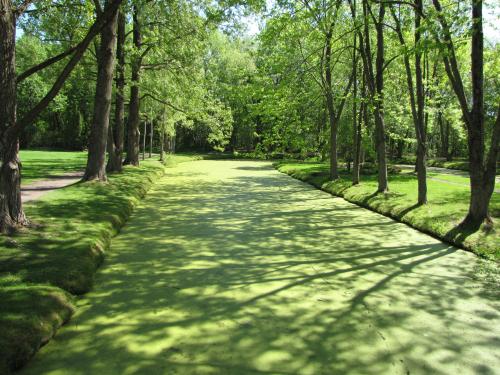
[0,154,200,374]
[395,155,500,173]
[20,150,87,185]
[275,161,500,260]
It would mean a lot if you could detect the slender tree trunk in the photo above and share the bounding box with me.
[414,0,427,204]
[354,69,365,185]
[438,110,447,159]
[324,32,339,180]
[142,119,146,160]
[124,5,141,166]
[445,119,451,161]
[0,0,27,232]
[107,10,125,173]
[392,2,427,203]
[149,118,153,158]
[358,0,388,192]
[464,0,498,225]
[160,129,164,161]
[352,15,361,185]
[373,3,388,192]
[83,5,118,181]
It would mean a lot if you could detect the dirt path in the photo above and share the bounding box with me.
[21,160,499,375]
[21,171,83,203]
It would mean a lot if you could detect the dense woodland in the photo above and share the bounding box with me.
[0,0,499,230]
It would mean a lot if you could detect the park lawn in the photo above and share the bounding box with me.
[0,154,198,374]
[426,171,471,184]
[275,161,500,260]
[397,156,500,172]
[20,150,88,185]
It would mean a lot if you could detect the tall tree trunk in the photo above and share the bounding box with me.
[445,118,451,161]
[414,0,427,204]
[107,10,125,173]
[124,5,141,166]
[324,32,339,180]
[83,5,118,181]
[149,119,153,158]
[432,0,499,225]
[0,0,27,232]
[352,13,361,185]
[373,3,388,192]
[354,88,364,184]
[465,0,495,225]
[142,119,146,160]
[391,2,427,203]
[171,131,176,153]
[160,129,164,161]
[358,0,388,192]
[438,110,447,159]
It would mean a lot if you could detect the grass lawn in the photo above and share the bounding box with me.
[0,154,199,374]
[275,161,499,260]
[20,150,88,185]
[396,156,500,173]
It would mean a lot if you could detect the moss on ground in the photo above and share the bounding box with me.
[275,161,500,260]
[0,154,198,373]
[0,276,74,374]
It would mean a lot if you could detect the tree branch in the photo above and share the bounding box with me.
[12,0,123,136]
[17,46,77,83]
[141,93,187,114]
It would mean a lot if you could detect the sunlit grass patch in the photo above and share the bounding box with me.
[20,150,87,185]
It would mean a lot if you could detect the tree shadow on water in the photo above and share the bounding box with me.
[20,160,500,375]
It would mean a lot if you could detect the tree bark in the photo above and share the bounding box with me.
[324,32,339,180]
[142,119,146,160]
[160,129,164,161]
[372,2,389,192]
[414,0,427,204]
[107,10,125,173]
[353,67,364,185]
[357,0,389,192]
[465,0,497,225]
[83,4,118,181]
[0,0,27,232]
[124,5,142,166]
[432,0,499,225]
[352,13,361,185]
[391,3,427,204]
[149,118,153,158]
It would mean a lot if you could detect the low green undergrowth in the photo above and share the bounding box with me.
[276,161,499,260]
[0,155,198,373]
